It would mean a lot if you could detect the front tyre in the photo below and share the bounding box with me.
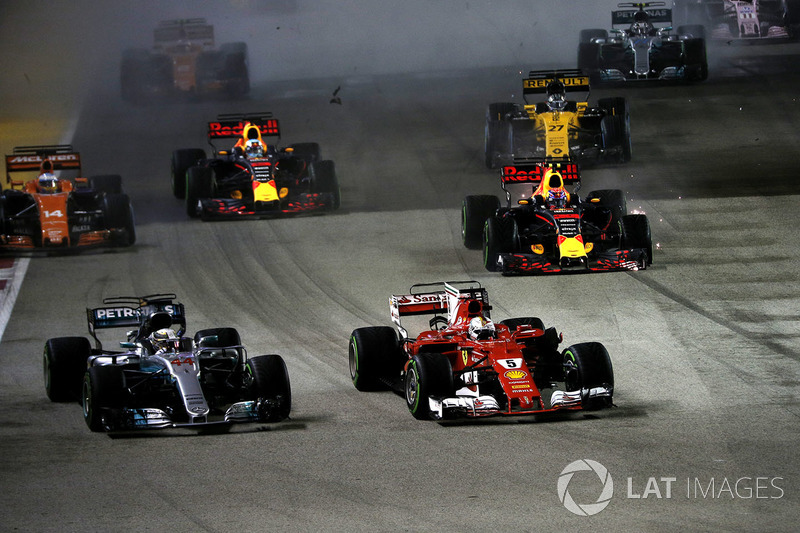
[483,215,518,272]
[185,166,214,218]
[562,342,614,410]
[82,365,125,432]
[44,337,91,402]
[246,354,292,422]
[405,354,454,420]
[171,149,206,199]
[462,195,500,249]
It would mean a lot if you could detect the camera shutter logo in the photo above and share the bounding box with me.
[557,459,614,516]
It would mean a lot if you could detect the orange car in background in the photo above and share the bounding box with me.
[121,18,250,102]
[1,145,135,251]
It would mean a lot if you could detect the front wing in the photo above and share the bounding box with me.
[495,248,647,274]
[198,192,336,219]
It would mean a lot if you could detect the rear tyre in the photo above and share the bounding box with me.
[349,326,401,391]
[579,28,608,43]
[577,42,602,74]
[288,142,321,163]
[82,365,125,432]
[185,166,214,218]
[677,24,706,39]
[485,102,516,169]
[585,189,627,227]
[309,160,341,210]
[102,193,136,246]
[44,337,91,402]
[89,175,123,194]
[621,214,653,266]
[246,354,292,422]
[171,149,206,199]
[562,342,614,410]
[405,353,454,420]
[462,195,500,249]
[683,38,708,82]
[483,215,519,272]
[600,115,632,163]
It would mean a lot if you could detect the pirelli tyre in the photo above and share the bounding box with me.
[246,354,292,422]
[462,195,500,250]
[485,102,516,169]
[102,193,136,246]
[185,166,214,218]
[44,336,91,402]
[171,149,206,199]
[562,342,614,410]
[621,214,653,266]
[89,174,123,194]
[598,97,629,120]
[82,365,125,432]
[194,327,242,348]
[309,160,341,210]
[577,42,602,76]
[349,326,402,391]
[600,114,632,163]
[683,38,708,82]
[288,142,321,163]
[405,353,455,420]
[483,215,519,272]
[585,189,627,227]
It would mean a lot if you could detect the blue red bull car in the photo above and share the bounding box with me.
[170,112,340,219]
[461,159,652,274]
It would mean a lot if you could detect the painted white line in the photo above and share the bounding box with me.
[0,257,30,343]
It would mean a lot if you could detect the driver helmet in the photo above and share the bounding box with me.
[38,173,59,194]
[245,139,265,158]
[631,11,652,36]
[150,328,179,353]
[468,316,496,341]
[546,80,567,111]
[547,188,567,209]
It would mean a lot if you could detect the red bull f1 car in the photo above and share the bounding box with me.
[171,112,341,219]
[121,18,249,102]
[349,281,614,420]
[43,293,291,432]
[578,2,708,82]
[1,145,135,251]
[674,0,800,42]
[484,70,631,169]
[462,159,652,274]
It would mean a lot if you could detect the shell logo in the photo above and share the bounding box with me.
[505,370,527,379]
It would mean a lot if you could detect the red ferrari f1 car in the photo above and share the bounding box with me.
[171,112,340,219]
[1,145,135,251]
[349,281,614,420]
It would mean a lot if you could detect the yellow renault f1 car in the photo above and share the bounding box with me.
[484,69,631,169]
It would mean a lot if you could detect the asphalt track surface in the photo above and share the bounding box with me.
[2,21,800,533]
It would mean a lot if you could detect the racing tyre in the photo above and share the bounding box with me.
[219,42,250,97]
[579,28,608,43]
[787,0,800,26]
[485,102,516,168]
[577,42,602,75]
[585,189,627,227]
[246,354,292,422]
[405,353,454,420]
[598,97,629,119]
[82,365,125,432]
[562,342,614,410]
[500,317,545,332]
[682,38,708,82]
[185,166,214,218]
[349,326,403,391]
[600,115,632,163]
[677,24,706,39]
[483,215,519,272]
[309,160,341,210]
[102,193,136,246]
[44,337,91,402]
[621,214,653,266]
[171,149,206,199]
[462,195,500,249]
[289,142,321,163]
[89,175,123,194]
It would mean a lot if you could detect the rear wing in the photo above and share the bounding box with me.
[390,281,490,335]
[87,293,186,350]
[501,159,581,187]
[523,69,590,98]
[5,145,81,188]
[612,2,672,26]
[207,112,281,140]
[154,18,214,51]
